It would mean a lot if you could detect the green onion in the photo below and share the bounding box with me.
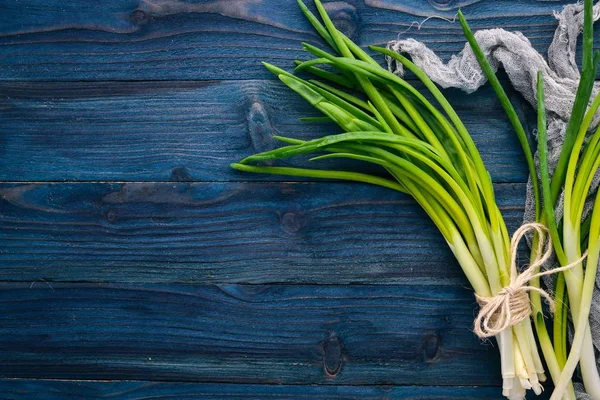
[232,1,549,397]
[459,1,600,398]
[550,89,600,400]
[536,72,573,394]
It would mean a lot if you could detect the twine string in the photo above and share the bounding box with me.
[473,223,587,338]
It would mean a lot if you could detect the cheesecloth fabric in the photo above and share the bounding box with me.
[386,3,600,398]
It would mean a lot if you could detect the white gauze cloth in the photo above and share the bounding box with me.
[387,3,600,398]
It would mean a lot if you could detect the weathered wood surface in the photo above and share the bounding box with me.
[1,80,531,182]
[0,0,575,398]
[0,380,549,400]
[0,0,595,81]
[0,182,526,284]
[0,283,503,385]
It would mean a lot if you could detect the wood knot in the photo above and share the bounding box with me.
[280,212,305,234]
[106,209,118,223]
[130,9,149,26]
[427,0,456,11]
[323,2,359,42]
[171,166,193,182]
[423,334,440,362]
[247,101,275,157]
[323,332,343,377]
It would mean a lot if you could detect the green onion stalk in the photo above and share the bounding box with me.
[232,1,547,397]
[459,1,600,398]
[549,2,600,398]
[549,76,600,400]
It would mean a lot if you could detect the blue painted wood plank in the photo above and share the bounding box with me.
[0,0,595,81]
[0,380,550,399]
[0,80,531,182]
[0,283,508,386]
[0,182,526,284]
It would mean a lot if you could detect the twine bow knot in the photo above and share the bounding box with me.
[473,223,586,338]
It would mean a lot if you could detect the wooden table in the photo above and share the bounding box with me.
[0,1,586,398]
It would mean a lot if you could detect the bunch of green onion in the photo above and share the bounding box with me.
[232,0,549,397]
[460,0,600,398]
